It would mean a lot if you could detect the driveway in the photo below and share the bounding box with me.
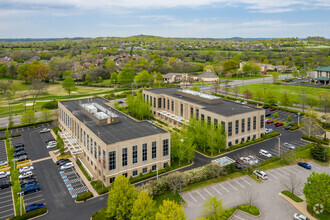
[183,162,329,220]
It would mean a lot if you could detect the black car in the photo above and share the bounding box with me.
[56,159,71,166]
[262,106,269,109]
[265,113,272,117]
[20,178,37,185]
[14,146,25,152]
[45,139,55,144]
[14,143,24,148]
[0,181,12,189]
[14,151,27,158]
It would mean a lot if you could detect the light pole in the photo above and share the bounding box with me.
[297,113,300,126]
[277,137,281,156]
[179,181,183,204]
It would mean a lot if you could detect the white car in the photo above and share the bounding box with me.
[293,213,310,220]
[19,171,33,180]
[248,155,259,165]
[46,142,57,149]
[259,149,272,158]
[60,162,74,170]
[242,101,247,105]
[240,157,252,165]
[235,100,241,103]
[40,128,51,133]
[253,170,268,180]
[265,128,269,134]
[0,171,10,179]
[284,142,296,149]
[0,160,8,166]
[19,165,34,173]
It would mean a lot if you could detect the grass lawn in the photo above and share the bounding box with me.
[219,75,270,81]
[237,83,329,104]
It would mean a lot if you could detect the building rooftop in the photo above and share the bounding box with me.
[146,87,262,117]
[316,66,330,72]
[197,70,219,79]
[60,97,168,145]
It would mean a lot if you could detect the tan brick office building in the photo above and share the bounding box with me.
[143,87,265,147]
[58,97,170,186]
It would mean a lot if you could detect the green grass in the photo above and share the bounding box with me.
[237,83,330,104]
[281,190,303,202]
[154,192,183,210]
[92,207,107,220]
[220,205,260,220]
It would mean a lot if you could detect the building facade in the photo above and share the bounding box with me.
[143,87,266,147]
[58,97,170,186]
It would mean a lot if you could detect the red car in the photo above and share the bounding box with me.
[269,108,276,111]
[275,122,284,127]
[266,120,274,124]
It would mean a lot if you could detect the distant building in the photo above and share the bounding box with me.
[162,73,189,83]
[197,70,219,82]
[315,66,330,85]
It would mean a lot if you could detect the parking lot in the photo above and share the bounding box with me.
[183,161,329,220]
[0,140,15,220]
[266,109,299,123]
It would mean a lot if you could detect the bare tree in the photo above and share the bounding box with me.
[241,187,258,208]
[281,173,302,194]
[300,108,323,137]
[30,79,47,110]
[166,172,184,195]
[0,80,13,97]
[211,81,220,93]
[206,163,226,178]
[233,86,240,98]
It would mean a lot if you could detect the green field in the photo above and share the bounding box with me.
[237,83,329,104]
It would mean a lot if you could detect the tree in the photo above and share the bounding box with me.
[8,115,14,128]
[299,69,307,79]
[21,110,37,125]
[310,142,328,162]
[131,190,156,220]
[190,85,200,92]
[243,89,253,99]
[242,64,252,75]
[117,68,135,85]
[30,79,47,110]
[250,63,261,75]
[280,92,292,108]
[40,108,53,121]
[204,65,214,73]
[9,64,16,78]
[156,200,186,220]
[106,175,137,219]
[271,72,279,83]
[300,108,323,137]
[307,97,319,109]
[0,65,7,78]
[282,174,302,194]
[126,94,152,120]
[17,64,30,84]
[233,86,240,98]
[166,172,184,195]
[61,76,77,96]
[273,112,279,119]
[110,72,118,85]
[27,63,49,81]
[104,60,115,77]
[303,172,330,214]
[319,93,329,114]
[49,57,73,81]
[287,115,292,122]
[292,70,299,77]
[0,80,13,97]
[255,90,263,106]
[202,196,225,220]
[223,59,239,73]
[134,70,153,87]
[154,72,163,82]
[241,187,257,208]
[265,91,277,106]
[300,89,306,112]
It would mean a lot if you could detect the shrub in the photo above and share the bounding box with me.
[302,136,329,145]
[52,126,61,134]
[76,159,92,181]
[91,180,110,195]
[75,192,93,201]
[281,190,303,202]
[9,207,47,220]
[130,169,166,184]
[42,100,58,109]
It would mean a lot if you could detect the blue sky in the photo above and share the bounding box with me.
[0,0,329,38]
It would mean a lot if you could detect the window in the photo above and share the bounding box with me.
[163,163,168,168]
[143,94,145,101]
[149,96,152,105]
[247,117,251,131]
[214,119,218,127]
[228,122,232,136]
[167,99,170,110]
[110,177,115,184]
[180,103,183,117]
[235,120,239,134]
[84,131,86,147]
[228,142,232,146]
[201,114,205,122]
[103,150,105,168]
[241,119,245,133]
[98,145,101,163]
[123,173,128,177]
[247,136,250,141]
[207,116,211,124]
[90,138,93,154]
[163,139,169,156]
[235,139,239,144]
[133,170,138,177]
[158,98,161,108]
[80,128,82,143]
[191,107,194,118]
[154,97,156,107]
[122,148,127,166]
[142,143,147,161]
[152,141,157,159]
[132,146,138,164]
[196,109,199,119]
[108,151,116,171]
[253,135,256,139]
[87,134,89,150]
[94,141,97,159]
[260,115,264,128]
[163,98,165,108]
[241,138,244,143]
[171,100,174,111]
[253,116,257,130]
[152,165,157,171]
[221,121,225,132]
[142,168,147,174]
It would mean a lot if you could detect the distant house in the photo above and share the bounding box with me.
[197,70,219,82]
[163,73,188,83]
[315,66,330,85]
[239,62,275,72]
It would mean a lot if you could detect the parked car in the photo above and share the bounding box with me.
[266,120,274,124]
[293,213,310,220]
[19,171,34,180]
[0,181,12,189]
[275,122,284,127]
[259,149,272,158]
[20,178,37,185]
[26,203,44,212]
[14,143,24,148]
[46,142,57,149]
[0,160,8,166]
[40,128,51,133]
[234,159,246,169]
[56,159,71,166]
[242,101,247,105]
[285,125,292,130]
[265,113,272,117]
[15,155,28,162]
[0,171,10,179]
[235,100,241,104]
[14,150,27,158]
[248,155,259,165]
[253,170,268,180]
[14,146,25,152]
[21,181,37,188]
[298,162,311,169]
[118,100,124,104]
[269,108,276,111]
[267,128,273,133]
[262,106,269,109]
[284,142,296,149]
[60,162,74,170]
[45,139,55,143]
[19,165,34,173]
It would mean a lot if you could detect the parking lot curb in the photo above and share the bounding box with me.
[228,208,262,219]
[29,210,49,220]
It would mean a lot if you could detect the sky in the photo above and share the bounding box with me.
[0,0,329,38]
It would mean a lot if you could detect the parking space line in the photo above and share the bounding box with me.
[0,203,14,209]
[196,190,206,200]
[241,178,252,186]
[0,194,12,199]
[24,194,43,201]
[218,183,230,193]
[2,213,14,219]
[278,168,290,175]
[226,181,237,191]
[0,191,11,196]
[204,188,213,197]
[25,198,45,206]
[289,166,303,173]
[212,186,222,195]
[0,200,12,205]
[234,179,245,188]
[282,167,294,173]
[267,171,279,179]
[309,162,321,170]
[233,215,244,220]
[188,192,198,203]
[272,169,285,177]
[0,209,14,214]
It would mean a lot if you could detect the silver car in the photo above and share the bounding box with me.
[293,213,310,220]
[0,171,10,179]
[284,142,296,149]
[0,161,8,166]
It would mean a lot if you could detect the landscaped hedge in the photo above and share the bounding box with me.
[75,192,93,201]
[289,122,302,131]
[130,169,167,184]
[302,136,329,145]
[9,207,47,220]
[0,120,53,131]
[0,133,21,140]
[76,159,92,181]
[282,190,303,202]
[52,126,61,134]
[91,180,110,195]
[42,100,58,109]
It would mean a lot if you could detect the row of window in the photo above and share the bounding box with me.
[228,134,257,146]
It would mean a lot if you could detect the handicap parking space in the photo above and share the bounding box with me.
[58,167,89,199]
